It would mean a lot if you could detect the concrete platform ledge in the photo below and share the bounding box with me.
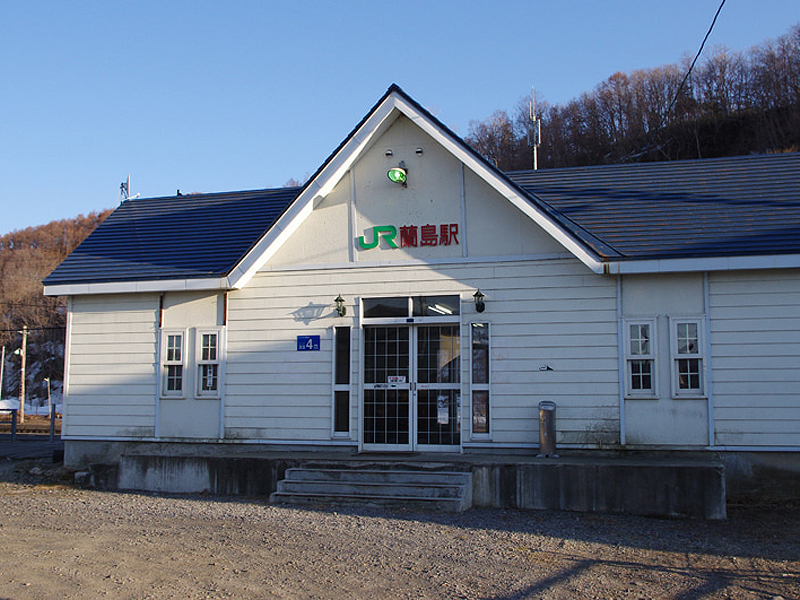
[472,461,726,520]
[100,451,726,520]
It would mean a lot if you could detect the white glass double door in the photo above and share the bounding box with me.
[362,324,461,452]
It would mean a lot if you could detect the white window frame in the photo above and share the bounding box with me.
[670,316,705,398]
[470,322,491,439]
[160,329,187,399]
[623,318,657,398]
[196,328,223,398]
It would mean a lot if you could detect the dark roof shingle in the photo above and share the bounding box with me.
[44,187,300,286]
[507,152,800,261]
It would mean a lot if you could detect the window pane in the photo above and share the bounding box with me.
[166,365,183,392]
[417,390,460,446]
[202,333,217,361]
[677,358,701,390]
[629,324,650,355]
[364,327,409,384]
[334,390,349,432]
[412,295,460,317]
[167,334,182,362]
[417,326,460,384]
[471,323,489,384]
[363,389,409,445]
[334,327,350,385]
[200,364,218,391]
[677,323,699,354]
[630,360,652,390]
[363,297,408,318]
[472,391,489,434]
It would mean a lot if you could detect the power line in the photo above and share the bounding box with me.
[622,0,727,161]
[0,327,64,333]
[665,0,727,118]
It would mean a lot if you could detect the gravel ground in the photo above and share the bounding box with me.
[0,458,798,600]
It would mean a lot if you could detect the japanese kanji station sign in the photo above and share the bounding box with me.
[358,223,459,250]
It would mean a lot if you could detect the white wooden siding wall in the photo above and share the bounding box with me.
[65,294,158,438]
[225,270,343,441]
[487,261,619,446]
[226,257,619,446]
[709,269,800,447]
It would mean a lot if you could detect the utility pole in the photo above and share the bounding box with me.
[19,325,26,423]
[44,377,51,419]
[529,88,542,171]
[0,345,5,401]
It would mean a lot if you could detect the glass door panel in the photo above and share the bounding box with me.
[416,325,460,448]
[362,326,411,451]
[364,389,410,445]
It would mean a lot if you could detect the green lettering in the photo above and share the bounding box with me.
[358,226,398,250]
[377,226,398,248]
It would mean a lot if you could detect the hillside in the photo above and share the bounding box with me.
[466,23,800,170]
[0,210,112,407]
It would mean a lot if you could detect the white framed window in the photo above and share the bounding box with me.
[332,326,351,437]
[360,295,461,324]
[160,330,186,398]
[470,322,490,438]
[670,317,705,397]
[624,319,657,398]
[196,329,222,398]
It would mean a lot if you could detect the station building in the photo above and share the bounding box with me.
[44,85,800,506]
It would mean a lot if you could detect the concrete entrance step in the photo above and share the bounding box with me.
[270,467,472,512]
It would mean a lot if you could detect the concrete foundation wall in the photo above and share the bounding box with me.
[471,461,726,519]
[721,451,800,500]
[73,441,729,520]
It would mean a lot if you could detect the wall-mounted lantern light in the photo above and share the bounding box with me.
[387,161,407,187]
[473,289,485,313]
[335,294,347,317]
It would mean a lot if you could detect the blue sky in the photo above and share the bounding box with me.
[1,1,797,234]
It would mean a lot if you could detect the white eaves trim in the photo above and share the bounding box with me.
[605,252,800,274]
[43,276,229,297]
[45,249,800,297]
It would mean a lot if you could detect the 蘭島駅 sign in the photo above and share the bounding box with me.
[358,223,459,250]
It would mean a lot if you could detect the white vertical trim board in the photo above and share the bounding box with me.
[616,277,625,446]
[63,297,74,434]
[349,169,356,264]
[703,272,714,447]
[460,163,468,258]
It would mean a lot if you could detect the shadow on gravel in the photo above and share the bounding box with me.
[487,555,795,600]
[264,499,800,564]
[487,560,595,600]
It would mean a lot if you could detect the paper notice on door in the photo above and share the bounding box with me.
[437,396,449,425]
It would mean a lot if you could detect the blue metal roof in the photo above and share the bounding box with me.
[43,187,300,286]
[507,152,800,261]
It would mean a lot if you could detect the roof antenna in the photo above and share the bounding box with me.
[528,88,542,171]
[119,174,140,204]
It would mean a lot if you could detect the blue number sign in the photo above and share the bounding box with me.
[297,335,321,351]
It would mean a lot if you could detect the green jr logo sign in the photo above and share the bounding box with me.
[358,226,398,249]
